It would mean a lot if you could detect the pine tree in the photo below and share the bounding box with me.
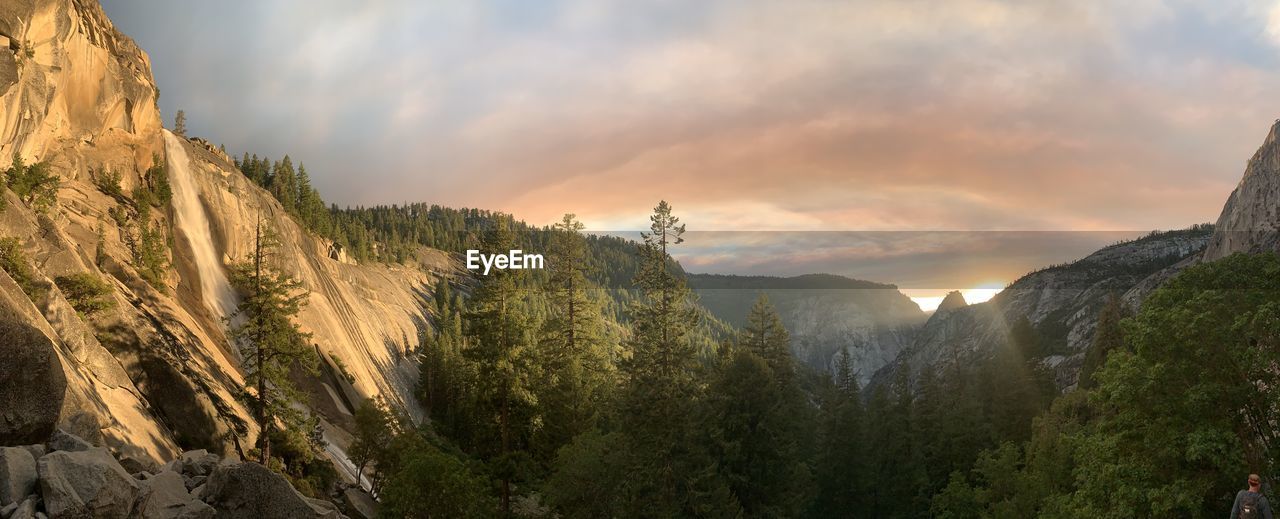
[174,109,187,137]
[709,294,810,517]
[1078,293,1129,390]
[812,347,871,516]
[462,219,537,515]
[4,154,59,212]
[536,214,612,462]
[740,294,793,386]
[227,217,319,465]
[617,200,708,516]
[270,156,297,214]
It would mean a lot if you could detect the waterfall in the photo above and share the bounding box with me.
[163,130,238,322]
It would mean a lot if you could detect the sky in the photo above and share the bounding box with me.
[100,0,1280,307]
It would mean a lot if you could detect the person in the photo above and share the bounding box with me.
[1231,474,1273,519]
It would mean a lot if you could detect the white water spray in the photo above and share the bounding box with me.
[163,130,238,322]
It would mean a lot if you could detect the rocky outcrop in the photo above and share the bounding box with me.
[1,430,347,519]
[0,0,444,471]
[690,273,926,386]
[935,291,967,313]
[202,462,343,519]
[1203,120,1280,261]
[874,226,1212,389]
[0,0,161,161]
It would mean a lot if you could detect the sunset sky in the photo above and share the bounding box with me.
[101,0,1280,303]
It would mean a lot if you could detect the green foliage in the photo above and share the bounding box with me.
[4,154,59,212]
[227,221,319,465]
[533,214,615,464]
[143,155,173,207]
[613,201,715,516]
[0,237,45,300]
[1066,252,1280,516]
[707,348,810,517]
[54,273,116,317]
[91,167,124,198]
[461,219,539,514]
[173,109,187,137]
[349,397,409,494]
[811,347,872,516]
[133,216,169,291]
[543,429,627,518]
[932,253,1280,518]
[266,415,338,499]
[1077,293,1129,390]
[380,436,496,519]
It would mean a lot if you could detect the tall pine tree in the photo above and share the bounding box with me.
[227,217,319,465]
[462,219,537,515]
[618,201,716,516]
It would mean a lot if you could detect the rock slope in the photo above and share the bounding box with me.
[1203,119,1280,260]
[0,0,446,476]
[874,226,1212,389]
[689,273,926,386]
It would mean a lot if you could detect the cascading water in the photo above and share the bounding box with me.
[163,130,238,323]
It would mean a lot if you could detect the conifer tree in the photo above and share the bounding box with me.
[173,109,187,137]
[617,200,707,515]
[740,294,793,386]
[1078,293,1129,390]
[812,347,871,516]
[536,214,611,462]
[462,219,537,515]
[707,298,811,517]
[227,217,319,465]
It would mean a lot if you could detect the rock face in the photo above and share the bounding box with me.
[690,273,926,386]
[935,291,967,313]
[874,226,1212,389]
[0,0,161,161]
[1203,120,1280,261]
[135,470,215,519]
[0,0,442,469]
[0,284,68,445]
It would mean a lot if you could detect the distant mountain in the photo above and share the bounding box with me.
[872,225,1214,390]
[688,273,926,385]
[935,291,968,313]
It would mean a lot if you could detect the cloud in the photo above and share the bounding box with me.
[100,0,1280,285]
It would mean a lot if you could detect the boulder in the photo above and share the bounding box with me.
[176,450,220,477]
[201,462,343,518]
[37,447,140,519]
[119,455,160,475]
[47,430,93,453]
[0,314,68,446]
[8,495,38,519]
[341,487,378,519]
[0,447,36,506]
[135,471,215,519]
[18,446,44,462]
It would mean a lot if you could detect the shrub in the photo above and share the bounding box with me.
[54,273,116,317]
[0,237,45,301]
[4,154,59,212]
[92,167,124,198]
